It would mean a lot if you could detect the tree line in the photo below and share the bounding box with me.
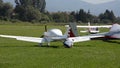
[0,0,119,24]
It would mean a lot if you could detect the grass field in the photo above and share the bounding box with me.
[0,24,120,68]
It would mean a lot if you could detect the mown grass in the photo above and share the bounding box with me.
[0,24,120,68]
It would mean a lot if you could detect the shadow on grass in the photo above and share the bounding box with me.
[103,40,120,44]
[92,38,120,44]
[74,44,95,47]
[34,45,60,48]
[0,45,60,48]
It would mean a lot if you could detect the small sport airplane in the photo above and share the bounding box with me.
[66,22,112,34]
[0,23,90,48]
[87,23,120,42]
[78,22,112,34]
[0,23,120,48]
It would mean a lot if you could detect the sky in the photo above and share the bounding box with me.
[3,0,14,4]
[3,0,119,16]
[3,0,116,5]
[81,0,115,4]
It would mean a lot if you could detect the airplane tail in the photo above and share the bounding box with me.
[64,23,78,37]
[110,24,120,32]
[107,24,120,38]
[88,22,91,26]
[88,22,91,32]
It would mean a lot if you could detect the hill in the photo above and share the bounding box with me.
[3,0,120,16]
[46,0,120,16]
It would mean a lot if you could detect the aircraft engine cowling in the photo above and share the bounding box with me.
[45,29,63,37]
[63,39,73,48]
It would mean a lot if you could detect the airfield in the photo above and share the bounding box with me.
[0,23,120,68]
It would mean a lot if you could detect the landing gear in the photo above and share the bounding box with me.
[63,41,73,48]
[47,43,50,47]
[39,43,43,47]
[38,42,50,47]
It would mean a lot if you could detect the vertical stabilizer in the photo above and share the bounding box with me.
[64,22,78,37]
[69,22,78,37]
[88,22,91,26]
[106,24,120,39]
[110,24,120,32]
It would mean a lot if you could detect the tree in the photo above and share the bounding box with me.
[15,0,46,12]
[33,0,46,12]
[14,0,47,22]
[109,11,116,22]
[14,6,41,22]
[76,9,93,23]
[86,10,94,23]
[51,12,70,23]
[70,11,76,22]
[0,0,3,5]
[0,2,13,20]
[99,9,116,23]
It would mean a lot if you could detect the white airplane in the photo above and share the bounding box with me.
[0,23,120,48]
[0,23,90,48]
[87,23,120,39]
[78,22,112,34]
[65,22,112,34]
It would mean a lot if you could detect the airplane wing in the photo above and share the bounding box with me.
[67,36,90,43]
[77,25,111,28]
[84,32,108,38]
[65,25,111,28]
[67,32,107,43]
[0,35,45,43]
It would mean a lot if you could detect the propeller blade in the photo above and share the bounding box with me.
[45,25,47,32]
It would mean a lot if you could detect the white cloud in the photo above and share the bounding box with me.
[81,0,115,4]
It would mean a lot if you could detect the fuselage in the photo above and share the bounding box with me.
[105,30,120,39]
[44,29,67,41]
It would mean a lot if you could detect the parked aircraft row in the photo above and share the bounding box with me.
[0,23,120,48]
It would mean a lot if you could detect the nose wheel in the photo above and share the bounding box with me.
[63,41,73,48]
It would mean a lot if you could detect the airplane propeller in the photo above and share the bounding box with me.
[40,25,48,38]
[45,25,47,32]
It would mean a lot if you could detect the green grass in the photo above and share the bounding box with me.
[0,24,120,68]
